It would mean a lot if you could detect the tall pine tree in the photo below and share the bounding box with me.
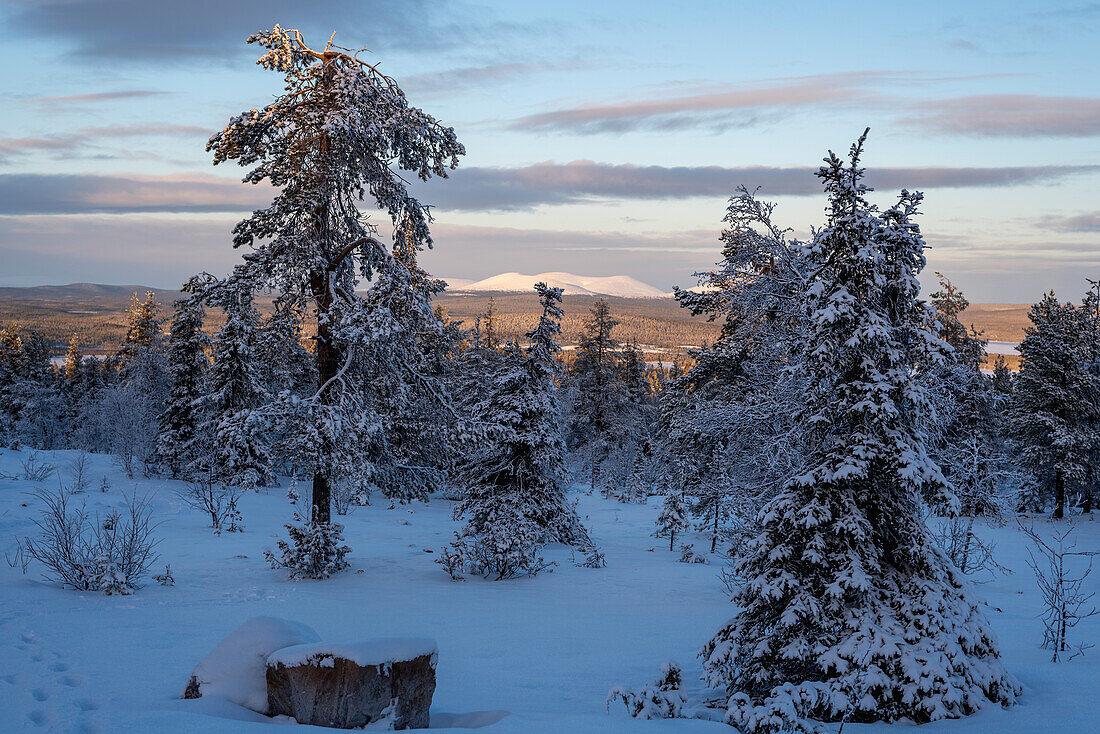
[204,26,463,575]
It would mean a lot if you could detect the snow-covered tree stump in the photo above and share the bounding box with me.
[266,639,437,729]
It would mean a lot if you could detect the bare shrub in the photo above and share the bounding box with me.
[22,480,161,594]
[177,469,244,533]
[1020,521,1099,661]
[67,451,91,493]
[932,516,1009,578]
[21,451,56,482]
[4,540,29,574]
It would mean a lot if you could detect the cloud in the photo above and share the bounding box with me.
[0,215,240,289]
[403,63,544,95]
[0,124,211,160]
[0,124,210,159]
[416,161,1100,210]
[0,173,269,214]
[904,94,1100,136]
[502,71,1025,135]
[6,0,508,62]
[506,74,877,134]
[4,162,1097,215]
[1035,212,1100,232]
[25,90,167,105]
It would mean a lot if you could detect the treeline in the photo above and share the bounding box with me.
[435,292,720,351]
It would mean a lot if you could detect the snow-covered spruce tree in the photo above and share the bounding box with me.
[568,298,630,490]
[699,132,1017,732]
[253,304,316,477]
[656,186,812,549]
[692,444,735,554]
[926,273,1013,519]
[1010,292,1098,518]
[100,292,169,477]
[454,283,587,579]
[1076,279,1100,514]
[7,329,66,450]
[193,288,271,489]
[205,27,463,577]
[655,484,689,552]
[157,295,210,479]
[120,291,164,361]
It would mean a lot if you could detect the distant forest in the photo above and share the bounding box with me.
[0,283,1030,363]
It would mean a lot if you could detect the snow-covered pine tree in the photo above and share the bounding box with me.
[455,283,587,579]
[568,298,628,490]
[255,304,315,398]
[655,481,689,552]
[7,330,65,450]
[991,355,1012,395]
[482,296,500,350]
[927,274,1010,518]
[656,186,812,548]
[691,443,733,554]
[120,292,164,363]
[193,289,271,489]
[102,293,168,475]
[157,295,210,479]
[1077,280,1100,513]
[1010,292,1097,518]
[700,132,1017,732]
[204,26,463,575]
[930,272,985,371]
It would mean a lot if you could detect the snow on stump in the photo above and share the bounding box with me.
[181,616,321,713]
[266,639,438,730]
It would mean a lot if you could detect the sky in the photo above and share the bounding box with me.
[1,0,1098,302]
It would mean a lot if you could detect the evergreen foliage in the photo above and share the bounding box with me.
[453,283,587,579]
[199,26,463,577]
[699,132,1017,732]
[1010,291,1100,517]
[157,296,210,479]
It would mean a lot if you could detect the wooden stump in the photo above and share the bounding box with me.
[266,639,437,729]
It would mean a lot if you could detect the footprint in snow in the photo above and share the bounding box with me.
[31,687,50,701]
[26,709,54,727]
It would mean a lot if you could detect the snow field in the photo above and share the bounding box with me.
[1,447,1099,733]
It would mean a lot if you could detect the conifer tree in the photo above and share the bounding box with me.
[482,296,500,350]
[1011,292,1099,517]
[120,292,164,363]
[569,298,627,489]
[991,354,1013,395]
[158,296,211,479]
[203,26,463,575]
[655,486,688,552]
[455,283,587,578]
[927,274,1010,518]
[700,132,1017,732]
[196,290,270,489]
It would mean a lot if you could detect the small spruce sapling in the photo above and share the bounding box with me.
[655,486,689,552]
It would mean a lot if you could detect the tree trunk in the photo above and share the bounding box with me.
[711,508,718,553]
[1084,465,1094,514]
[310,269,336,525]
[1053,468,1065,519]
[669,530,675,552]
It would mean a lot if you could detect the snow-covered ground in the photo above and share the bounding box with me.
[1,448,1098,733]
[985,342,1020,356]
[452,272,667,299]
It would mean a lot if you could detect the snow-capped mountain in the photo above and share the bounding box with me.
[445,272,666,298]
